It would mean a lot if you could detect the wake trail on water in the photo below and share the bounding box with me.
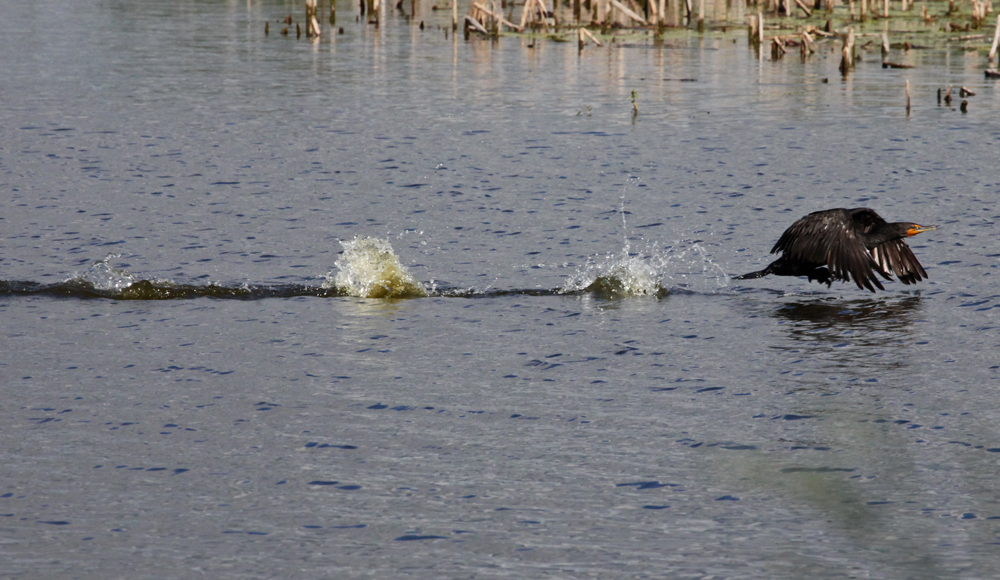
[0,236,730,301]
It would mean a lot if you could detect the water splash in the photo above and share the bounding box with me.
[75,253,138,292]
[66,254,216,299]
[559,177,673,298]
[658,242,732,293]
[561,240,731,298]
[17,237,726,302]
[561,250,666,298]
[326,237,427,299]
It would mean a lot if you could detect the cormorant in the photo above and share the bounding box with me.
[734,208,937,292]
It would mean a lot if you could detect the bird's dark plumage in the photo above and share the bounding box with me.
[734,208,937,292]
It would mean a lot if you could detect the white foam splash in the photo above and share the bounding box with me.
[326,237,427,298]
[560,178,670,297]
[562,240,731,297]
[561,250,664,297]
[75,253,137,291]
[658,242,732,292]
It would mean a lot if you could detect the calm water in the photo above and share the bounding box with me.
[3,0,1000,578]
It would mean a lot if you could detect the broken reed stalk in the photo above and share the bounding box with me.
[453,0,458,31]
[471,1,518,31]
[757,13,765,60]
[518,0,549,32]
[905,79,911,115]
[748,13,759,53]
[881,32,889,63]
[794,0,812,17]
[801,30,815,56]
[464,14,489,35]
[580,26,603,46]
[771,37,786,59]
[840,27,856,73]
[698,0,705,31]
[990,14,1000,67]
[971,0,986,27]
[517,0,548,31]
[305,0,321,37]
[883,0,888,18]
[609,0,647,25]
[749,13,759,45]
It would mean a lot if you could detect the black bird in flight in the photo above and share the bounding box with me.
[734,208,937,292]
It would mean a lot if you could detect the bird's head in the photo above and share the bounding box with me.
[906,224,937,237]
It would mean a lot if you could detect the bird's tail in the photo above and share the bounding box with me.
[732,268,769,280]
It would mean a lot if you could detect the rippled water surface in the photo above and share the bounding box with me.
[3,0,1000,578]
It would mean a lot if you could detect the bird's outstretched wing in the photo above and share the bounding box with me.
[847,207,889,234]
[870,239,928,285]
[771,208,887,292]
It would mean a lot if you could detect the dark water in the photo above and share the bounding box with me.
[3,0,1000,578]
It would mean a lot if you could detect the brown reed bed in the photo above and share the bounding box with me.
[266,0,1000,78]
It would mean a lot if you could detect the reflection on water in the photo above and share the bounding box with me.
[767,295,926,380]
[732,294,952,580]
[773,295,924,331]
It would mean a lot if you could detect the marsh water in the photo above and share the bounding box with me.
[3,0,1000,578]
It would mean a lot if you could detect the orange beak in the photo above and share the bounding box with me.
[906,224,938,237]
